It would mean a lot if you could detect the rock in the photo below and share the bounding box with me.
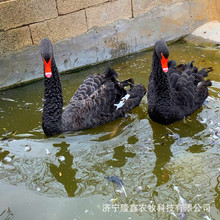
[185,21,220,46]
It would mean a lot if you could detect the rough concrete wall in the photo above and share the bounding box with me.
[217,0,220,20]
[0,0,58,31]
[132,0,187,16]
[0,0,219,89]
[30,11,88,44]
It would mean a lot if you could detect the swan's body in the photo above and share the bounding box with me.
[147,41,212,125]
[41,38,146,136]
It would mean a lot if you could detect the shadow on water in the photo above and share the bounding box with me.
[149,109,207,187]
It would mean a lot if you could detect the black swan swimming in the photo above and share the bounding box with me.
[147,40,212,125]
[40,38,146,136]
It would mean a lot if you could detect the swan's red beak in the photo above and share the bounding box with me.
[43,58,52,78]
[161,53,168,73]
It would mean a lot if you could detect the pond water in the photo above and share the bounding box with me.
[0,40,220,220]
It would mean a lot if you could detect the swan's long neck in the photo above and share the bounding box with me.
[152,51,172,102]
[42,57,63,136]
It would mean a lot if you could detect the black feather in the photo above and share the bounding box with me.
[40,38,146,136]
[147,41,212,125]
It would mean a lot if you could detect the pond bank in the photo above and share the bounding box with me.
[185,21,220,46]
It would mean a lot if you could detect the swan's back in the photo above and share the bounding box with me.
[62,68,146,131]
[71,69,117,101]
[168,62,212,113]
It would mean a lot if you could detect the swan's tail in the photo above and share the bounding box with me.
[194,79,212,111]
[119,78,135,88]
[102,67,146,115]
[197,67,213,78]
[176,61,195,72]
[103,68,118,79]
[191,65,212,111]
[103,68,135,89]
[194,67,213,86]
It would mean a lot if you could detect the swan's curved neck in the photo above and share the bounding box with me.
[152,51,172,101]
[42,57,63,136]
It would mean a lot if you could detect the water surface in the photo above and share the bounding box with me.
[0,40,220,220]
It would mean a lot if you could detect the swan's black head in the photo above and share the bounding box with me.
[154,41,169,73]
[40,38,54,78]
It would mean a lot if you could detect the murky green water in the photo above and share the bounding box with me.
[0,40,220,220]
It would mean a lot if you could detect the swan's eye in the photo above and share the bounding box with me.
[43,58,52,78]
[161,53,169,73]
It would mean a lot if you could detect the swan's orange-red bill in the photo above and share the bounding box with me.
[161,53,168,73]
[43,58,52,78]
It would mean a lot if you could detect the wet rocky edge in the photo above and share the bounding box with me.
[185,21,220,49]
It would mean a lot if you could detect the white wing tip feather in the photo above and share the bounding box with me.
[114,94,130,110]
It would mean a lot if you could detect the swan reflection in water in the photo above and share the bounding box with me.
[49,141,78,197]
[105,145,136,168]
[149,113,207,187]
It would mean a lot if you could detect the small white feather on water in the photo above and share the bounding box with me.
[36,186,41,192]
[203,215,212,220]
[173,185,179,192]
[25,145,31,152]
[3,157,12,162]
[58,156,65,162]
[117,181,127,197]
[137,186,143,193]
[0,98,16,102]
[114,94,130,110]
[121,185,127,197]
[174,185,188,220]
[212,133,219,140]
[174,185,185,204]
[199,118,207,124]
[207,96,214,101]
[45,148,51,155]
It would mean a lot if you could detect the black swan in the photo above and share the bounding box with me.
[147,40,212,125]
[40,38,146,136]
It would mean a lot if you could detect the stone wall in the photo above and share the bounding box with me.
[0,0,219,89]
